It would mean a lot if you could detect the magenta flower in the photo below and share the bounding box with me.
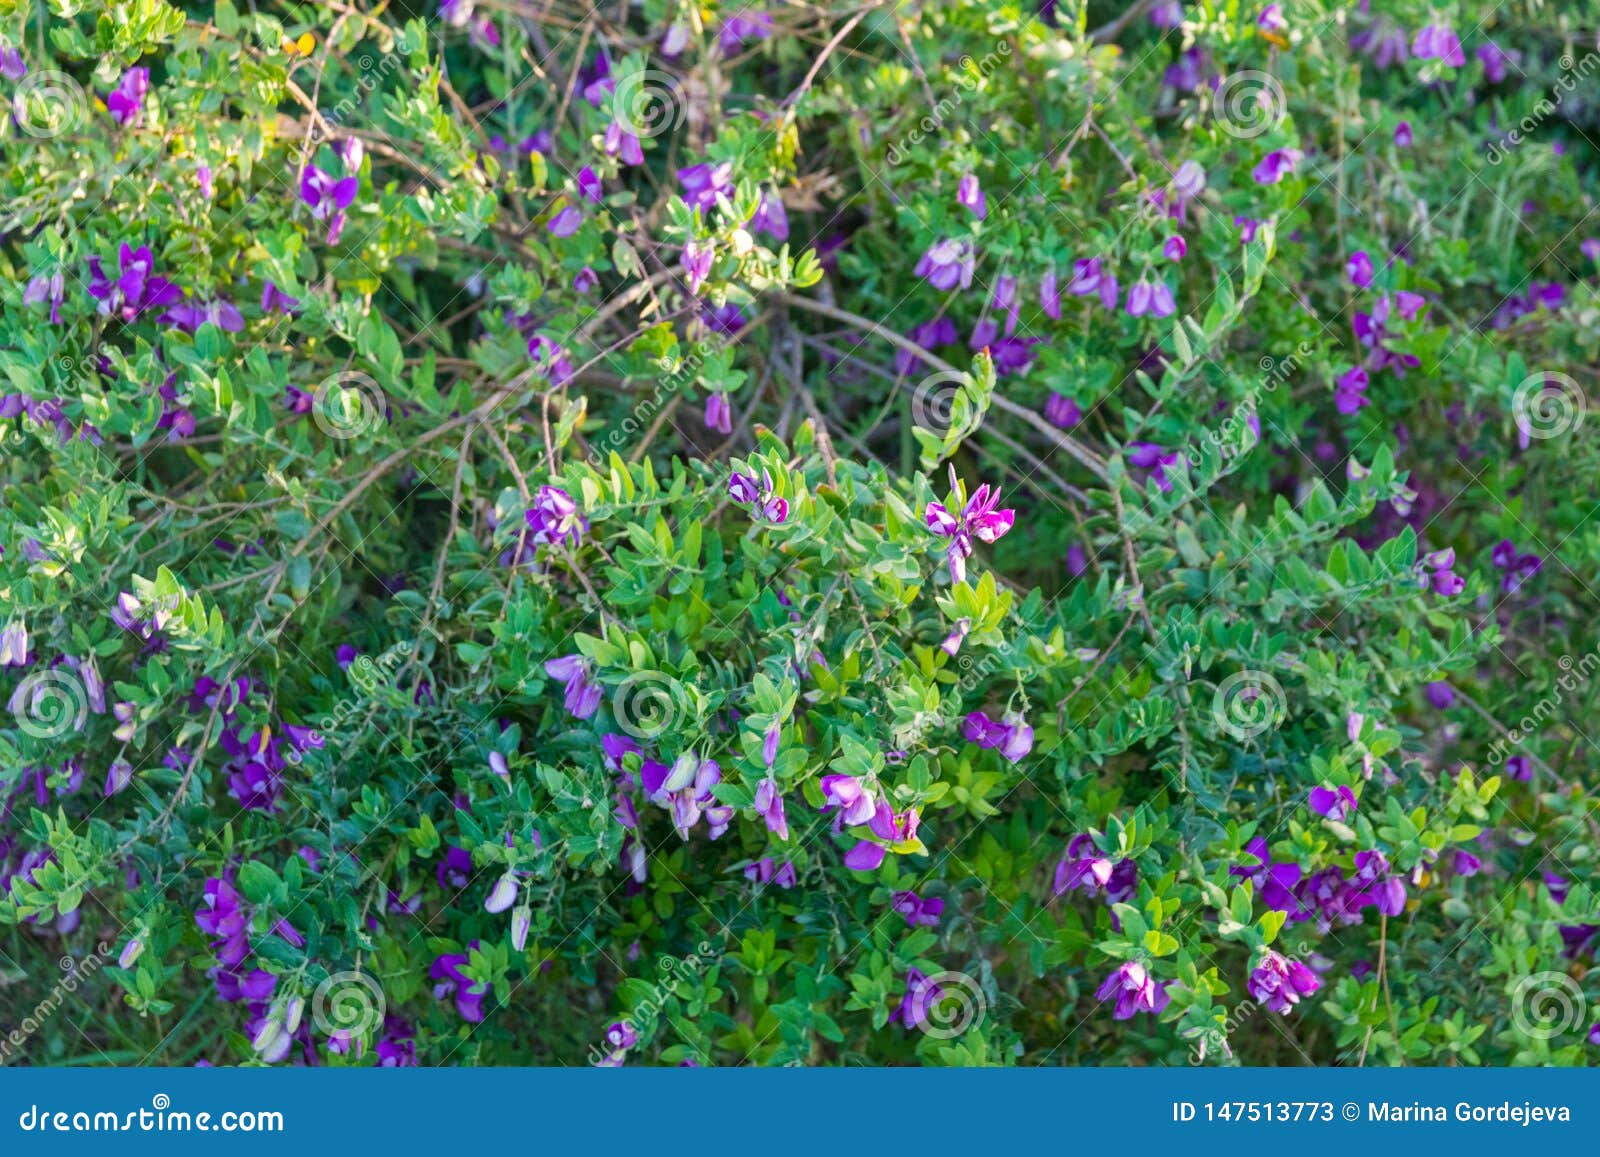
[819,773,877,827]
[1247,949,1319,1012]
[843,841,886,871]
[524,485,586,547]
[750,193,789,241]
[547,203,583,237]
[1334,365,1370,415]
[1126,280,1176,318]
[1394,121,1413,147]
[545,653,602,719]
[677,162,734,213]
[1097,961,1169,1019]
[1162,235,1186,261]
[86,244,182,322]
[577,166,603,203]
[915,239,975,292]
[1411,22,1464,68]
[599,120,641,165]
[727,468,788,524]
[957,173,986,219]
[719,11,772,54]
[1308,784,1356,822]
[22,272,65,324]
[1252,147,1302,185]
[754,776,788,840]
[106,67,149,127]
[1054,834,1138,903]
[1346,250,1374,288]
[300,165,359,244]
[892,890,944,927]
[683,239,713,295]
[1258,4,1287,33]
[704,391,732,434]
[924,481,1014,583]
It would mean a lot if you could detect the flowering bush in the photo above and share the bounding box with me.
[4,0,1600,1067]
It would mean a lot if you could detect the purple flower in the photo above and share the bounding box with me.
[1346,250,1374,288]
[261,281,301,315]
[925,481,1014,583]
[0,45,24,81]
[915,239,976,292]
[1411,23,1465,68]
[430,949,487,1022]
[300,165,359,244]
[545,653,602,719]
[1162,235,1187,261]
[819,774,876,827]
[195,877,250,968]
[1045,393,1081,428]
[1054,834,1137,904]
[704,392,732,434]
[892,890,944,927]
[1505,755,1531,782]
[603,120,643,165]
[1424,681,1454,710]
[162,297,245,333]
[727,468,788,524]
[484,875,518,913]
[1126,280,1176,318]
[86,244,183,322]
[527,334,574,384]
[22,272,65,324]
[1126,441,1180,492]
[683,239,713,295]
[719,12,772,55]
[577,166,603,203]
[1454,850,1482,876]
[677,162,734,213]
[103,759,134,797]
[1247,949,1320,1012]
[957,173,987,219]
[1096,961,1169,1019]
[1308,784,1357,822]
[843,841,886,871]
[1334,365,1370,415]
[524,485,586,548]
[750,193,789,241]
[106,67,149,127]
[1394,121,1413,147]
[1067,257,1118,310]
[1257,4,1287,34]
[1252,148,1302,185]
[753,776,788,840]
[547,203,583,237]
